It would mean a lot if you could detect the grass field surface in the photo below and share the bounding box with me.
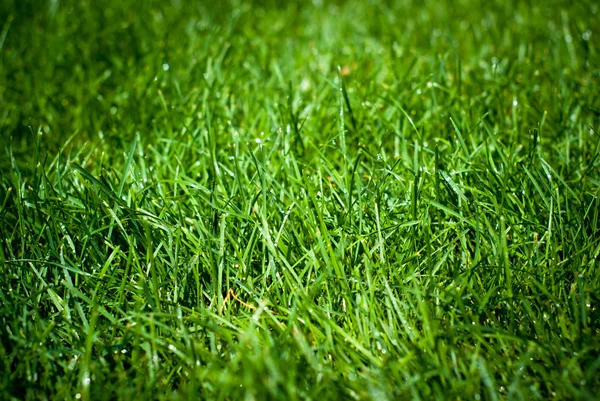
[1,0,599,399]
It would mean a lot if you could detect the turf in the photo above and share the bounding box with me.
[1,0,599,399]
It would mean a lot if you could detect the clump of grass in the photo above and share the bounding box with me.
[1,0,599,399]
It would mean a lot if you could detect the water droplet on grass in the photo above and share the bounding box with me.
[582,30,592,41]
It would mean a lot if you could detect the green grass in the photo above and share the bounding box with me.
[1,0,600,399]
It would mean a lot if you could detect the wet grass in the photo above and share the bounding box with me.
[1,0,600,399]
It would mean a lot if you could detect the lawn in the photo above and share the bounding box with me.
[1,0,599,399]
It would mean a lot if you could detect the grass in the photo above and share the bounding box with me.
[1,0,599,399]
